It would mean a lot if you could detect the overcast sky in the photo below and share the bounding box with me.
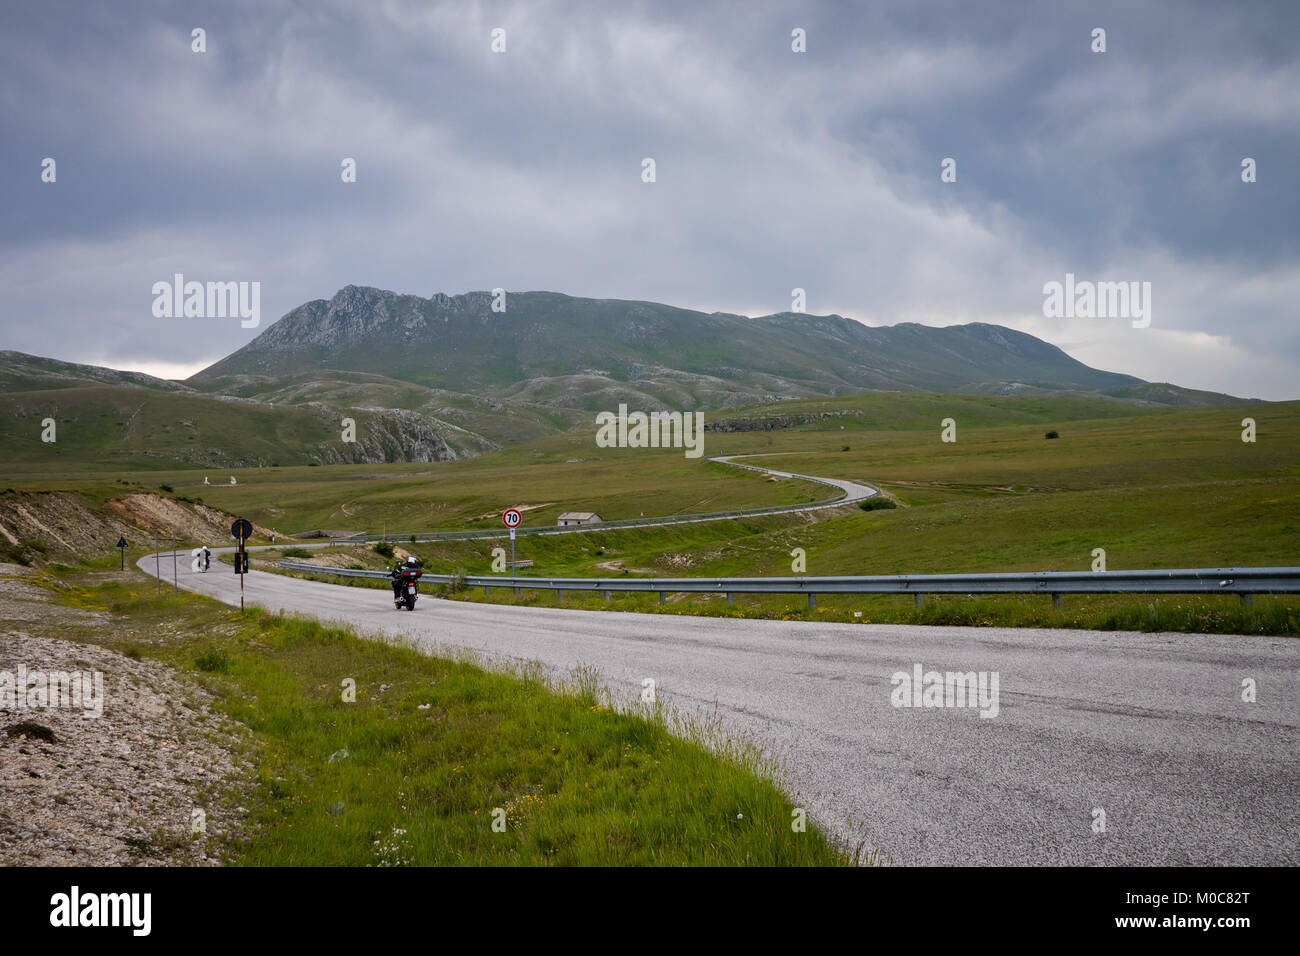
[2,0,1297,398]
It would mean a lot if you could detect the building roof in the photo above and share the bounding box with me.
[557,511,601,520]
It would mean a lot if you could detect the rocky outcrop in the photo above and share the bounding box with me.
[307,406,457,464]
[706,409,865,432]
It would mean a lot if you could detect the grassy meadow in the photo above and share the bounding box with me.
[252,395,1297,635]
[9,392,1299,634]
[3,441,829,535]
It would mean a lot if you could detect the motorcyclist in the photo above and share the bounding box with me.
[201,545,211,572]
[391,556,419,599]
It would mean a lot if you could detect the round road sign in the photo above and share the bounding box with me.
[502,508,522,528]
[230,518,254,541]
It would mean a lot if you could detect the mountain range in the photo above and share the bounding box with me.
[0,286,1256,469]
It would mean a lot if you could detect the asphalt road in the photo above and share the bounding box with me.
[708,454,879,506]
[140,550,1299,866]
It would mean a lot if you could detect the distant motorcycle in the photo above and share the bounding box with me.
[191,546,212,573]
[391,558,422,610]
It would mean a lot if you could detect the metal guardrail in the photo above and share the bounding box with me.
[334,459,872,544]
[280,564,394,579]
[277,562,1300,609]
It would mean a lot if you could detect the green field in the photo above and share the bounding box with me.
[9,393,1299,635]
[175,394,1299,578]
[259,395,1298,636]
[3,450,829,535]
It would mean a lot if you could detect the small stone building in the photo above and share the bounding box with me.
[556,511,602,526]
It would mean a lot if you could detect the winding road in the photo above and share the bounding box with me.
[136,457,1300,866]
[312,455,879,545]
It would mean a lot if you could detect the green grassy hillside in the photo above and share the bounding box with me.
[0,384,480,470]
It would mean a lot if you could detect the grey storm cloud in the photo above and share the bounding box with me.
[1,0,1297,396]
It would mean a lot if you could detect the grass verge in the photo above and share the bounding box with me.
[47,574,855,865]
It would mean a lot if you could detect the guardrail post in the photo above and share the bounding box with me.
[726,592,733,604]
[808,593,816,610]
[484,585,490,595]
[914,594,924,609]
[659,591,666,604]
[1052,593,1063,612]
[556,588,563,601]
[1240,593,1253,609]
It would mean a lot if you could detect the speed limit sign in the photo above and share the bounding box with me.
[502,508,522,528]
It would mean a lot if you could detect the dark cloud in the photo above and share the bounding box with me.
[1,0,1296,397]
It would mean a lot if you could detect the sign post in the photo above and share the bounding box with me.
[231,518,253,612]
[116,536,128,571]
[502,509,522,584]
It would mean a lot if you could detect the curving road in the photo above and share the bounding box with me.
[708,454,880,507]
[135,457,1299,866]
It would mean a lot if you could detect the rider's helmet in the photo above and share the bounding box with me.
[406,556,417,566]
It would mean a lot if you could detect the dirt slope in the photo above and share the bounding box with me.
[0,490,273,561]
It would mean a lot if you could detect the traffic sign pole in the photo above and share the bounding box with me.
[502,510,522,591]
[231,518,253,613]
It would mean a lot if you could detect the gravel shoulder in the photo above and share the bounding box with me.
[0,564,251,865]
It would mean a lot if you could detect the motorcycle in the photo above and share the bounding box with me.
[392,566,423,610]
